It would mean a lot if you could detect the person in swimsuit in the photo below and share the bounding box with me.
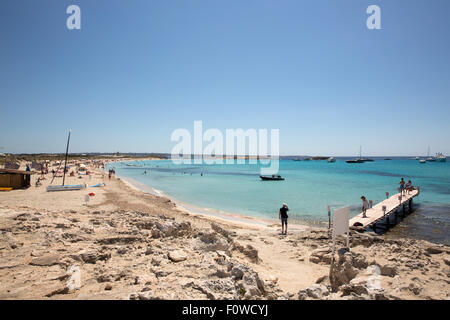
[279,203,289,235]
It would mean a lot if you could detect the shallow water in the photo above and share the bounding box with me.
[108,157,450,244]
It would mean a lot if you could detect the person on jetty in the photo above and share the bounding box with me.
[361,196,369,218]
[405,180,414,194]
[399,178,406,195]
[279,203,289,235]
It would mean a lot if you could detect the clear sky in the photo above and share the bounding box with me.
[1,0,449,156]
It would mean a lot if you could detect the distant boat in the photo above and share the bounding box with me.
[327,157,336,163]
[426,146,436,162]
[346,159,364,164]
[260,175,285,181]
[436,153,447,162]
[346,146,371,163]
[419,159,426,164]
[384,158,392,160]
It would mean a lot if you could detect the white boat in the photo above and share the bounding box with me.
[47,184,87,192]
[327,157,336,163]
[436,153,447,162]
[419,159,426,163]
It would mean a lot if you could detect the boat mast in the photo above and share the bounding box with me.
[62,130,71,186]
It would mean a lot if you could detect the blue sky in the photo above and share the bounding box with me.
[1,0,449,156]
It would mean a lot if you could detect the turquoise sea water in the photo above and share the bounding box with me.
[107,158,450,244]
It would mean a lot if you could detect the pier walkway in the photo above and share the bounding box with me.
[349,188,420,230]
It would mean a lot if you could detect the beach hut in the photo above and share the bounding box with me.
[0,169,33,189]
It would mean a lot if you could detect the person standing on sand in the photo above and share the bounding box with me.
[279,203,289,235]
[361,196,369,218]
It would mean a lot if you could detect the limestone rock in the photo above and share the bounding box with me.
[298,284,329,299]
[380,264,398,277]
[444,257,450,267]
[168,250,187,262]
[30,254,60,266]
[426,246,443,254]
[330,251,358,290]
[79,250,111,264]
[211,223,230,239]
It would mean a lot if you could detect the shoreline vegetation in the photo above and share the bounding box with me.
[0,155,449,300]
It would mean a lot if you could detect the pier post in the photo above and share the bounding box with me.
[327,205,331,230]
[382,205,389,229]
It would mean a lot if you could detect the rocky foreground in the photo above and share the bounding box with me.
[0,206,449,300]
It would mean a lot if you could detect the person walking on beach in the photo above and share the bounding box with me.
[399,178,405,195]
[279,203,289,235]
[361,196,369,218]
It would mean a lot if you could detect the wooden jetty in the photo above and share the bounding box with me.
[349,188,420,231]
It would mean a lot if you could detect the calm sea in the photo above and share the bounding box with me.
[107,158,450,245]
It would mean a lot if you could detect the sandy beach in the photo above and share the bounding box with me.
[0,158,449,300]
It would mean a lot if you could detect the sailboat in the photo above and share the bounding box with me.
[346,146,372,163]
[47,130,87,192]
[426,146,436,162]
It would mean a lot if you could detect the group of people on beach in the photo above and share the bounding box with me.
[108,168,116,180]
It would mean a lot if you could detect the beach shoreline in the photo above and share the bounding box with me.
[114,169,325,232]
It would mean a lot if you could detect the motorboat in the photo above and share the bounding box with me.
[260,175,285,181]
[436,153,447,162]
[327,157,336,163]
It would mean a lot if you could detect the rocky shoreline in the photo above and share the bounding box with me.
[0,204,449,300]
